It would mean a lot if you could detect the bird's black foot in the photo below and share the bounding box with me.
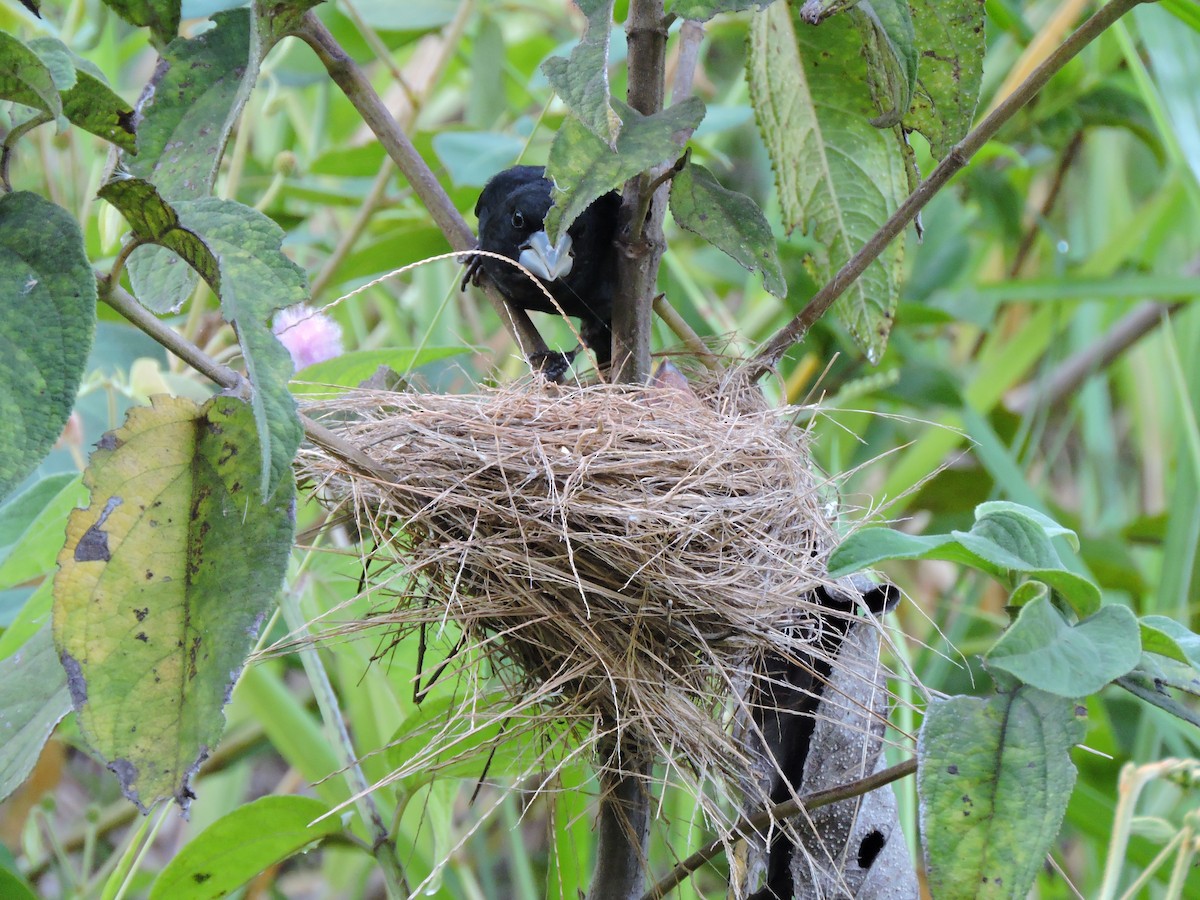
[528,348,578,383]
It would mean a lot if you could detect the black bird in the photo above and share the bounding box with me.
[463,165,621,371]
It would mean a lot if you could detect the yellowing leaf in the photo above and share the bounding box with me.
[53,395,294,813]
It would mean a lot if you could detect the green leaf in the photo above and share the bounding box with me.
[0,31,61,119]
[748,2,907,362]
[101,0,181,46]
[0,474,86,590]
[542,0,619,144]
[176,199,307,496]
[670,0,772,21]
[1140,615,1200,669]
[543,97,705,244]
[918,688,1086,899]
[829,502,1100,616]
[853,0,918,128]
[25,37,76,91]
[148,796,341,900]
[53,395,295,813]
[431,131,525,188]
[986,597,1141,696]
[0,192,97,503]
[291,346,469,394]
[0,623,72,805]
[100,177,221,289]
[61,70,138,153]
[669,160,786,298]
[905,0,985,158]
[126,9,261,312]
[0,868,37,900]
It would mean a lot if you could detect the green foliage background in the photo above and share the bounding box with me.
[0,0,1198,897]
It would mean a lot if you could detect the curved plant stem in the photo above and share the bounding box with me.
[744,0,1152,379]
[1,112,53,192]
[290,11,548,361]
[641,757,917,900]
[100,278,398,485]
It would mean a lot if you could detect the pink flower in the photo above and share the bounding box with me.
[272,305,344,371]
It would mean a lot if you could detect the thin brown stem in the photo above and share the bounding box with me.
[640,757,917,900]
[1,112,53,192]
[290,11,547,359]
[1006,300,1184,415]
[1010,130,1084,278]
[652,294,720,370]
[310,1,470,301]
[100,279,398,485]
[612,0,672,384]
[744,0,1151,379]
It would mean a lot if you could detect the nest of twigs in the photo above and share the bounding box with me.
[297,373,880,801]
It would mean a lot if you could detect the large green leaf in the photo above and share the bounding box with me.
[669,160,786,298]
[148,796,341,899]
[986,597,1141,696]
[794,1,919,126]
[829,501,1101,616]
[918,689,1086,899]
[0,192,97,502]
[53,395,295,812]
[543,97,705,244]
[125,9,261,312]
[905,0,985,158]
[0,623,71,805]
[542,0,619,144]
[748,2,907,362]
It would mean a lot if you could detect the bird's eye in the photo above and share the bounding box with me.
[511,211,525,229]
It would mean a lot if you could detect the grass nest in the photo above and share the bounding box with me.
[297,372,883,803]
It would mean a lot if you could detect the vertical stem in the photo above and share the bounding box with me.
[589,3,672,894]
[588,741,654,900]
[612,1,672,383]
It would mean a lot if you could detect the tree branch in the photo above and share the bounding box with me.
[100,278,399,485]
[612,0,672,383]
[1006,301,1184,415]
[743,0,1151,379]
[290,11,548,360]
[641,757,918,900]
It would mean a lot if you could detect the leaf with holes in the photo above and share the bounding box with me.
[53,395,294,813]
[542,0,619,144]
[918,689,1085,899]
[748,2,907,362]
